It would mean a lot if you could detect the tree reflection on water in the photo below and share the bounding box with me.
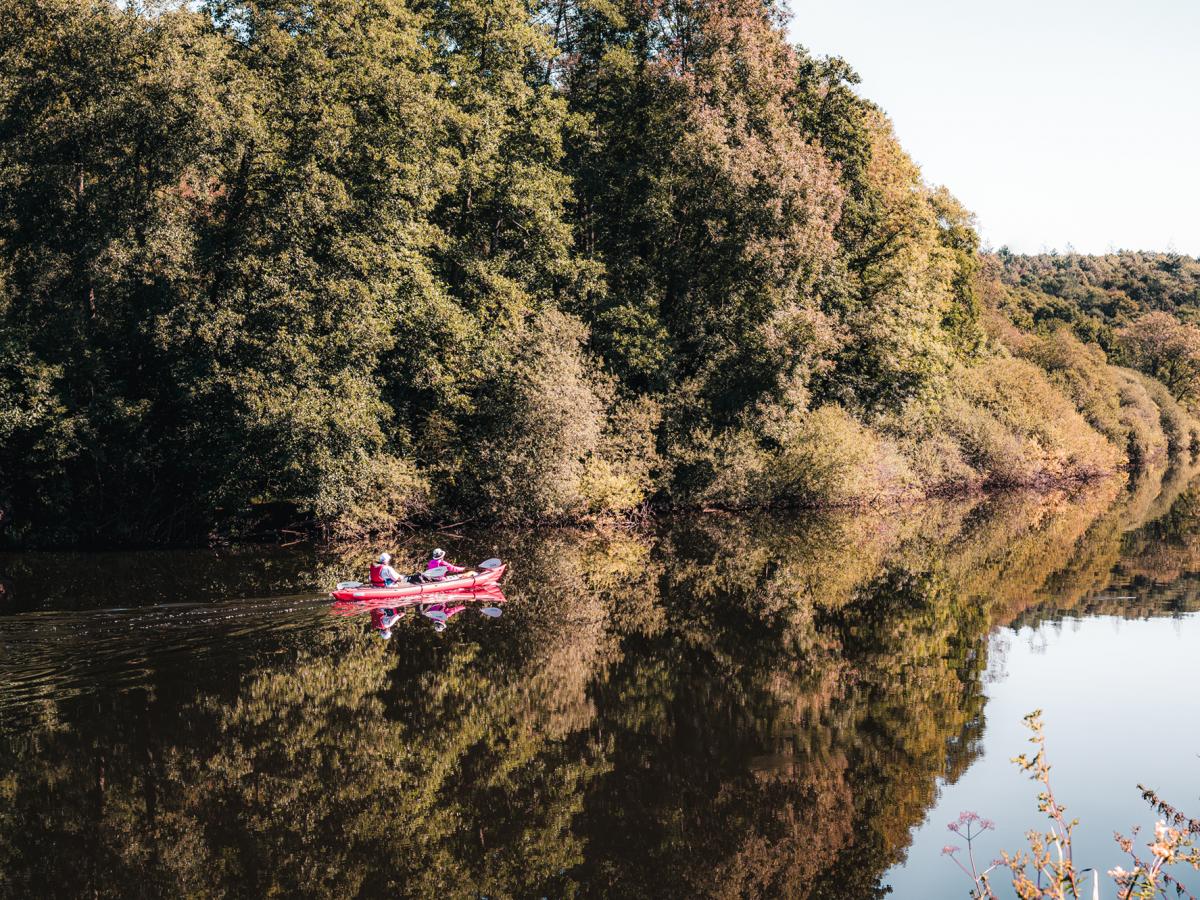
[2,462,1199,898]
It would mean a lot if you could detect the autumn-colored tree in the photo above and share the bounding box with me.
[1115,312,1200,404]
[563,0,843,402]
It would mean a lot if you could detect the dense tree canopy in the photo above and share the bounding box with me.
[0,0,1197,546]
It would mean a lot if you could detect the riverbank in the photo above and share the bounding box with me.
[7,453,1196,611]
[2,446,1195,554]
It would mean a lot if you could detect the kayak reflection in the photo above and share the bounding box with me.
[330,583,507,637]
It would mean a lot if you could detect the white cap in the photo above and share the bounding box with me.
[378,552,391,564]
[432,548,445,559]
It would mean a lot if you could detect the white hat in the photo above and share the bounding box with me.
[379,552,391,564]
[432,548,445,559]
[379,628,392,640]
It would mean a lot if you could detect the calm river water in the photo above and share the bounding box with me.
[2,463,1199,898]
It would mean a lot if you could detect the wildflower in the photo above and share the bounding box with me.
[942,845,961,856]
[948,810,985,835]
[1150,820,1176,858]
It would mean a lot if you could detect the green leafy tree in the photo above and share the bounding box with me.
[179,0,444,537]
[0,0,238,542]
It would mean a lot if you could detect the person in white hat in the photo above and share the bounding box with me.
[369,552,404,587]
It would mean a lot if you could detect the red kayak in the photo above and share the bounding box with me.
[329,559,505,603]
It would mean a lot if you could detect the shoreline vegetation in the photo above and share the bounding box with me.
[3,2,1200,549]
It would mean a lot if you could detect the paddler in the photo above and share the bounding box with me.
[426,548,465,578]
[370,552,405,587]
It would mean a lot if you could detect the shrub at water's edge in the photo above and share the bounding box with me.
[1,0,1198,546]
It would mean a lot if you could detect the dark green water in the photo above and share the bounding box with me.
[2,463,1199,898]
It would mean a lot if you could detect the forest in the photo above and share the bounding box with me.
[2,0,1199,546]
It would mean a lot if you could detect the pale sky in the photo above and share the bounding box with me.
[789,0,1200,256]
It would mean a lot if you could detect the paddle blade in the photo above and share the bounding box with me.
[478,558,502,570]
[425,566,447,579]
[422,609,448,621]
[479,607,503,618]
[336,581,363,590]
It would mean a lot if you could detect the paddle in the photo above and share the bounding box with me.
[478,558,502,569]
[336,581,363,590]
[422,609,449,621]
[424,566,448,580]
[479,607,503,618]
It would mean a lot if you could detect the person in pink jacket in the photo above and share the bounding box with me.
[426,548,464,577]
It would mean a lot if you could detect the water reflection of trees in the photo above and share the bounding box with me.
[3,464,1200,897]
